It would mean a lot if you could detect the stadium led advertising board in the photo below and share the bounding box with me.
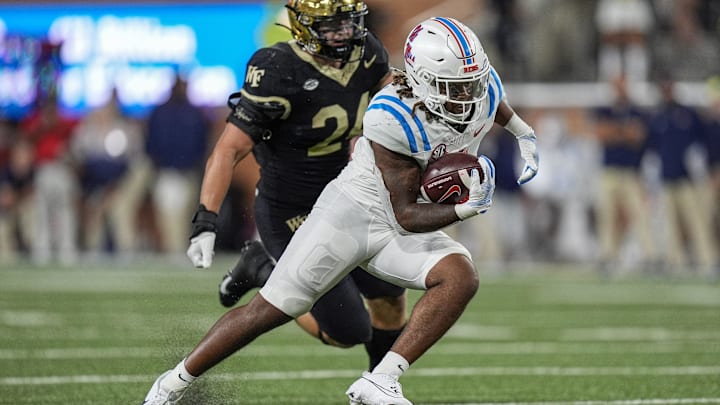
[0,2,289,118]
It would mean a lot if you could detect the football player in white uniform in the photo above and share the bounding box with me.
[142,17,537,405]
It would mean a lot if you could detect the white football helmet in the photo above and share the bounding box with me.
[404,17,490,124]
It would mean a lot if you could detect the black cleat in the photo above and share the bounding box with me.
[218,240,276,307]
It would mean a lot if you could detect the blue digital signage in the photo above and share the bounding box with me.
[0,2,292,119]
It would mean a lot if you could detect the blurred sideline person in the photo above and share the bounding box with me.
[647,74,718,276]
[594,0,653,81]
[594,74,657,273]
[0,137,34,263]
[146,77,209,254]
[19,96,80,266]
[190,0,407,373]
[143,17,539,405]
[705,77,720,252]
[70,89,148,257]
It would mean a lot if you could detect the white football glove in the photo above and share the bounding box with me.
[187,231,216,269]
[516,133,538,185]
[454,155,496,220]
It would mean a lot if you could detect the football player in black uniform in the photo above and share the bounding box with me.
[185,0,404,379]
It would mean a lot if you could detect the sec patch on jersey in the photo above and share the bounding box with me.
[420,152,484,204]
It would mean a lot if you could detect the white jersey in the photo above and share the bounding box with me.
[336,68,505,232]
[364,67,505,170]
[259,69,505,317]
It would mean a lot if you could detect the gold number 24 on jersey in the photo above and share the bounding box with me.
[307,91,369,157]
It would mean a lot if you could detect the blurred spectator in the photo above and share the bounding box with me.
[647,75,718,276]
[0,119,14,167]
[523,0,596,81]
[595,0,654,81]
[146,77,209,254]
[19,96,79,265]
[70,90,149,258]
[593,74,658,274]
[489,0,526,81]
[697,0,720,33]
[703,76,720,257]
[652,0,720,81]
[520,109,598,262]
[0,137,34,263]
[552,108,600,263]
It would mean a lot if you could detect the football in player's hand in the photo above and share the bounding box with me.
[420,152,484,204]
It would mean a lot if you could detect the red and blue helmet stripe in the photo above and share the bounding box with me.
[432,17,476,69]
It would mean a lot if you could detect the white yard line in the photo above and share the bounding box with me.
[447,400,720,405]
[1,341,717,359]
[2,366,719,386]
[2,341,718,360]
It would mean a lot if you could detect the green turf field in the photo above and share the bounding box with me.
[1,256,719,404]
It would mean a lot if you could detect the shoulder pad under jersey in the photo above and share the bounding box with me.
[364,87,432,157]
[242,43,299,99]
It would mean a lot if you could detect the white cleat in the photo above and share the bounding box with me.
[141,370,190,405]
[346,372,413,405]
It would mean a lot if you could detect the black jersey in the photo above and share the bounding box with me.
[227,33,389,209]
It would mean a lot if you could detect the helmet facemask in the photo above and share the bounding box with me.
[426,69,489,124]
[287,1,368,62]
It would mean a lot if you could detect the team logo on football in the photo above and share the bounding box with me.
[303,79,319,91]
[430,144,447,161]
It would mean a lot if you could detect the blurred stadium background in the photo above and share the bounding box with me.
[0,1,719,404]
[0,0,719,271]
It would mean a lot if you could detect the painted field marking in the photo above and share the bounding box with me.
[1,341,718,359]
[447,399,720,405]
[2,365,719,386]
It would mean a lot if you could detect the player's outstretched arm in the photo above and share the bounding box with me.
[199,123,254,213]
[495,100,538,185]
[188,123,254,268]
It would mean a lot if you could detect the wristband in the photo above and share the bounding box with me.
[190,204,218,239]
[504,114,533,138]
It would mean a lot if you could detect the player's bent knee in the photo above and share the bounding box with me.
[322,319,373,346]
[228,294,294,335]
[365,295,407,329]
[257,286,314,318]
[320,331,372,349]
[426,254,479,298]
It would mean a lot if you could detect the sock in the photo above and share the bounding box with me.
[162,358,197,390]
[371,351,409,379]
[364,326,404,371]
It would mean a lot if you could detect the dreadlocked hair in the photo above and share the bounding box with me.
[390,69,442,123]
